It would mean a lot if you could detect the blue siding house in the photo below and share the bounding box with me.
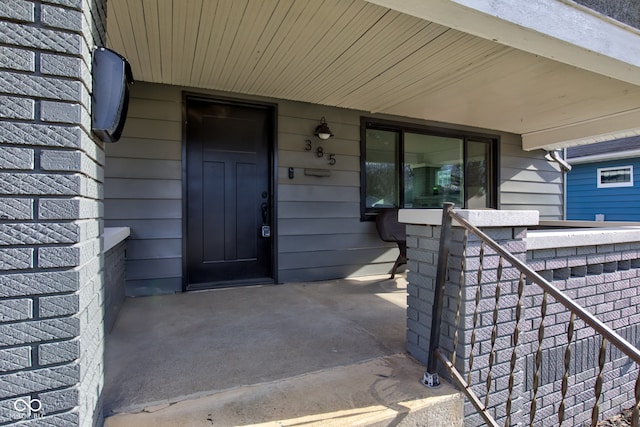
[566,137,640,221]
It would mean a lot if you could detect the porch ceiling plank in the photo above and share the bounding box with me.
[184,0,216,86]
[218,0,274,91]
[248,0,328,95]
[224,0,295,93]
[156,0,174,84]
[169,0,191,85]
[381,46,640,138]
[189,0,222,86]
[346,31,508,111]
[177,0,205,86]
[520,88,640,134]
[192,0,230,87]
[267,0,363,97]
[126,0,155,83]
[387,50,569,130]
[207,0,256,90]
[168,0,187,85]
[367,0,640,87]
[107,0,640,150]
[234,0,299,94]
[140,0,162,83]
[322,20,446,106]
[106,3,133,72]
[276,2,390,100]
[522,108,640,151]
[300,8,415,104]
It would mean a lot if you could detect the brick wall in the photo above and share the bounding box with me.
[406,217,640,427]
[524,242,640,426]
[103,241,125,335]
[0,0,107,425]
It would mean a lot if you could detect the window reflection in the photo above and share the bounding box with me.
[362,122,495,218]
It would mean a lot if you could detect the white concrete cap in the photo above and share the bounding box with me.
[527,227,640,250]
[398,208,539,227]
[104,227,131,252]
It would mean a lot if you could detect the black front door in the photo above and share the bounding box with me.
[185,97,274,289]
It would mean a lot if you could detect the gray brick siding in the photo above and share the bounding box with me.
[406,222,640,427]
[0,0,107,426]
[104,241,126,334]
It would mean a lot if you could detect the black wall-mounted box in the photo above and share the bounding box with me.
[91,47,134,143]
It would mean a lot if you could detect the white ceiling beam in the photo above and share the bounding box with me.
[522,108,640,151]
[366,0,640,86]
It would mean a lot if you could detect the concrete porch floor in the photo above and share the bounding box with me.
[103,275,463,426]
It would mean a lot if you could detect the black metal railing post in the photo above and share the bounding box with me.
[423,202,455,387]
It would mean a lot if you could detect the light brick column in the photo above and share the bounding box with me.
[400,209,538,427]
[0,0,107,425]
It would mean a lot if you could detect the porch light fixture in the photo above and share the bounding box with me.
[545,149,572,172]
[314,117,334,140]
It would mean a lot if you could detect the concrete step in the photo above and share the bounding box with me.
[104,353,463,427]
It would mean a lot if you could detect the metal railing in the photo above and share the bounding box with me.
[426,203,640,427]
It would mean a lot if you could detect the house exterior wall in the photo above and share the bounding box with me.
[104,81,562,296]
[566,158,640,221]
[0,0,107,425]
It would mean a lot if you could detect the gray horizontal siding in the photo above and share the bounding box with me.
[125,278,182,296]
[279,184,360,202]
[120,117,181,141]
[104,81,563,295]
[105,200,182,219]
[279,248,398,270]
[105,178,181,199]
[278,218,377,236]
[125,239,182,259]
[105,158,182,179]
[126,258,182,281]
[105,83,183,296]
[277,201,359,218]
[275,102,392,280]
[280,234,393,252]
[105,138,181,160]
[278,263,395,283]
[499,133,564,219]
[278,150,361,171]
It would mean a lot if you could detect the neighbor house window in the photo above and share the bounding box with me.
[361,118,498,219]
[597,166,634,188]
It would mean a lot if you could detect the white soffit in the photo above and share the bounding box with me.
[522,109,640,151]
[366,0,640,86]
[107,0,640,152]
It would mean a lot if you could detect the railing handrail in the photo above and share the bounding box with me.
[448,208,640,366]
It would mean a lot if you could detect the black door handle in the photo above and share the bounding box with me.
[261,202,268,224]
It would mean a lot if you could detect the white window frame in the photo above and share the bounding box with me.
[597,165,634,188]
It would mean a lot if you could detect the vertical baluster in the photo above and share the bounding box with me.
[558,312,575,426]
[504,272,525,427]
[632,370,639,427]
[468,241,485,386]
[484,256,503,409]
[452,229,468,368]
[530,291,548,427]
[591,338,607,426]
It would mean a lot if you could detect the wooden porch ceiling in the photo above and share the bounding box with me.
[107,0,640,150]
